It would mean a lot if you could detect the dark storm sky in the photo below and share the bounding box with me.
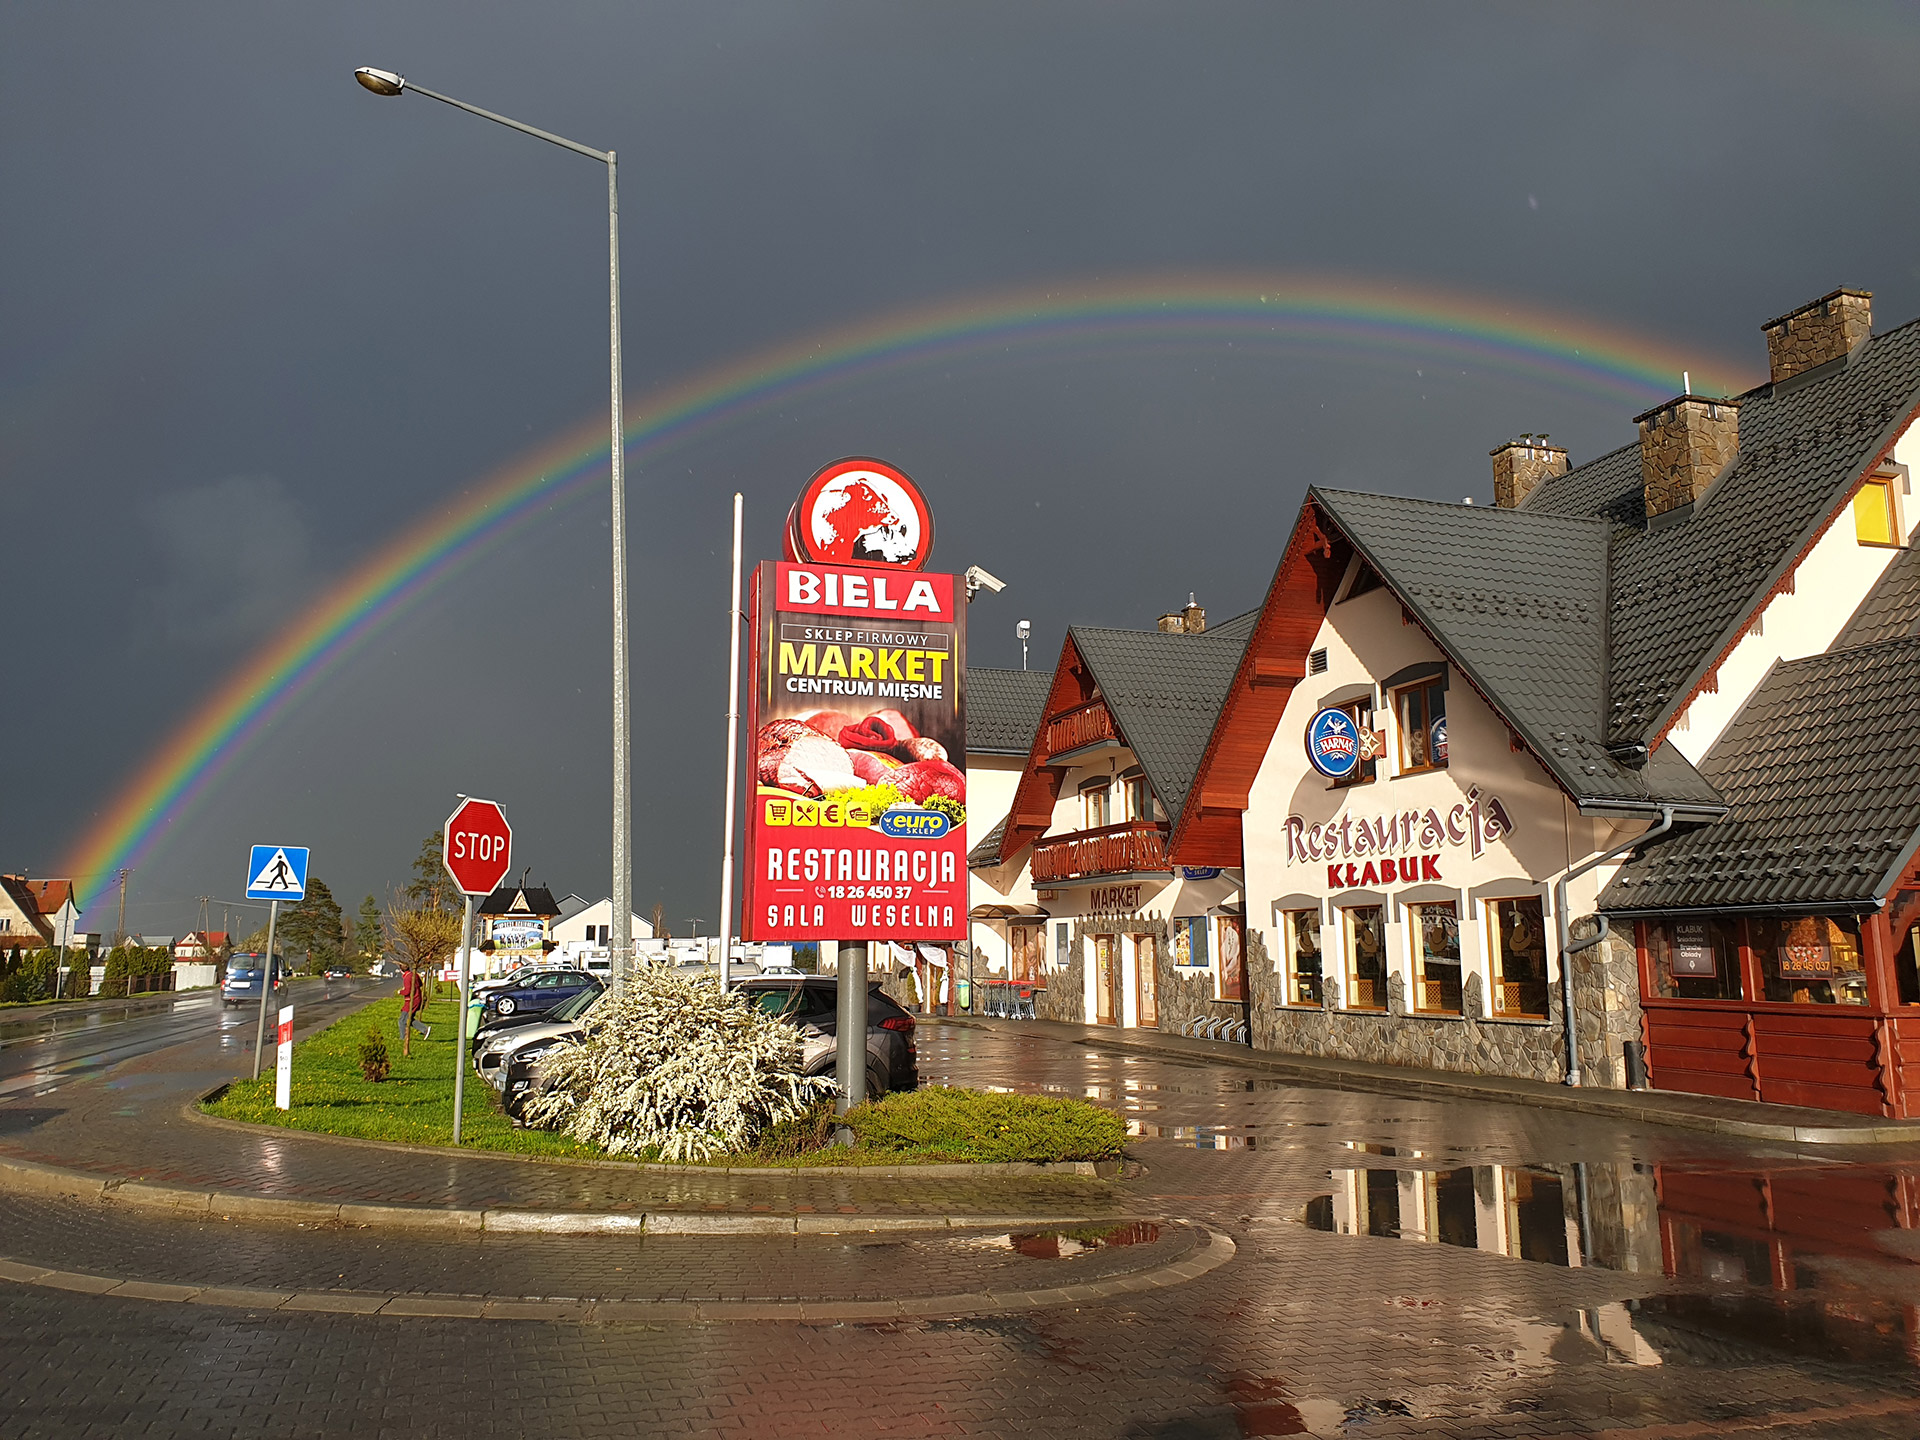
[6,2,1920,939]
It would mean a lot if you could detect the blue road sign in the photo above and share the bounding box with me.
[246,845,310,902]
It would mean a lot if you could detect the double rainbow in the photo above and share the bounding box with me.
[59,272,1749,914]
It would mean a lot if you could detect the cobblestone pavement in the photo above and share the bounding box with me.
[8,1011,1920,1435]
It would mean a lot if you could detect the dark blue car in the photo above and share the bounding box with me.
[481,968,596,1019]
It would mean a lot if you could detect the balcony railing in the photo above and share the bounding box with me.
[1043,701,1119,757]
[1032,820,1169,883]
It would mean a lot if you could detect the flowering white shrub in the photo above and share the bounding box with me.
[523,966,833,1161]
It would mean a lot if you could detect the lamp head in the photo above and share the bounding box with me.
[1016,619,1031,641]
[354,67,406,97]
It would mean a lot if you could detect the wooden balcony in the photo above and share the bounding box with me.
[1043,700,1119,757]
[1032,820,1169,883]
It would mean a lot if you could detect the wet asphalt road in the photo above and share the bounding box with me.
[0,977,385,1102]
[7,1008,1920,1436]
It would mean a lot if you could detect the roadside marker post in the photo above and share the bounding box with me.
[244,845,308,1082]
[275,1005,294,1110]
[442,797,513,1145]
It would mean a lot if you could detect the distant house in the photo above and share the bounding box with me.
[13,878,80,949]
[0,876,55,951]
[174,931,231,961]
[549,898,654,961]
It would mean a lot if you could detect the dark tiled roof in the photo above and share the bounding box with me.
[1069,625,1253,828]
[965,667,1050,756]
[1311,487,1723,812]
[1524,317,1920,742]
[967,815,1011,868]
[1837,542,1920,647]
[1205,607,1262,643]
[478,885,560,917]
[1601,635,1920,911]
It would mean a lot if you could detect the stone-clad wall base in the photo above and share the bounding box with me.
[1033,924,1087,1024]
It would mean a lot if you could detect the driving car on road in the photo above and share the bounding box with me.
[221,953,285,1007]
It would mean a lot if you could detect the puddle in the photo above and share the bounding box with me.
[1301,1154,1920,1370]
[974,1222,1162,1259]
[1303,1164,1574,1265]
[1126,1121,1258,1150]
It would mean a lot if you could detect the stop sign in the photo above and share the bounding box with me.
[442,797,513,897]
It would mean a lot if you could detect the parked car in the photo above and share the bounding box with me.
[221,953,285,1008]
[471,980,602,1054]
[323,967,350,980]
[478,1003,596,1095]
[480,969,596,1019]
[738,976,917,1096]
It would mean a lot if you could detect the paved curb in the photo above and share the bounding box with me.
[0,1153,1124,1235]
[939,1018,1920,1148]
[188,1093,1121,1179]
[0,1225,1233,1322]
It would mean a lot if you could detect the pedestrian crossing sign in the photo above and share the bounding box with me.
[246,845,310,901]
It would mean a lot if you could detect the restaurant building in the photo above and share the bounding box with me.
[983,286,1920,1112]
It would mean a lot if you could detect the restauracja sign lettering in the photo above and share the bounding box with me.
[1284,787,1516,884]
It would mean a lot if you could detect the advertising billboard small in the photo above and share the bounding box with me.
[743,559,967,942]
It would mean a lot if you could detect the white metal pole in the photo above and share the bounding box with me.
[251,900,278,1081]
[718,492,744,991]
[607,151,632,989]
[452,895,475,1143]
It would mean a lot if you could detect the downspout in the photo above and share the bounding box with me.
[1556,804,1674,1087]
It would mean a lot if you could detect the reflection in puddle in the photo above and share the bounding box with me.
[1303,1163,1574,1265]
[1126,1121,1257,1150]
[977,1222,1162,1259]
[1302,1155,1920,1370]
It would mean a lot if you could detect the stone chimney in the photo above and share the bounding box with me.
[1157,594,1206,634]
[1635,395,1740,519]
[1762,288,1871,385]
[1490,437,1569,508]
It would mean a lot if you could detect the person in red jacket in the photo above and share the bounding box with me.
[398,963,431,1056]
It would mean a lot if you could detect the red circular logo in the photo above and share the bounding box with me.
[784,457,933,570]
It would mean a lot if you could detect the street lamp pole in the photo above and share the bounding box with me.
[354,67,632,983]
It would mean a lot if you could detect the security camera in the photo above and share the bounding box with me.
[964,564,1006,599]
[1016,619,1031,640]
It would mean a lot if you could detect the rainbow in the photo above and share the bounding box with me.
[59,272,1751,915]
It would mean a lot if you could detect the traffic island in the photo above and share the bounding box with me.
[201,995,1129,1173]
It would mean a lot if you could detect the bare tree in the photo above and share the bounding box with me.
[385,890,462,976]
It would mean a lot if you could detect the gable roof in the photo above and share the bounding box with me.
[1602,634,1920,912]
[1524,315,1920,743]
[15,879,74,915]
[478,885,560,917]
[1310,487,1724,813]
[1068,622,1254,830]
[965,667,1050,756]
[967,815,1010,868]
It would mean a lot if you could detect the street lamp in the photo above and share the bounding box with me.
[1017,619,1031,671]
[355,67,635,978]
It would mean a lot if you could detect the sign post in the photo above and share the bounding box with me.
[745,458,964,1117]
[245,845,309,1081]
[442,797,513,1145]
[275,1004,294,1109]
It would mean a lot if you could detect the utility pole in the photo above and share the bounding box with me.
[114,868,131,945]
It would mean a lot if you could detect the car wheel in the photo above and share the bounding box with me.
[496,996,516,1015]
[865,1060,887,1102]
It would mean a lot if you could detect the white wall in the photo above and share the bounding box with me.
[1241,581,1637,1020]
[1668,427,1918,759]
[549,899,653,946]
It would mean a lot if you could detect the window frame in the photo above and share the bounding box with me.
[1119,767,1153,823]
[1343,904,1387,1012]
[1410,901,1462,1015]
[1854,474,1902,548]
[1079,777,1111,830]
[1392,679,1449,775]
[1486,895,1550,1019]
[1283,907,1323,1007]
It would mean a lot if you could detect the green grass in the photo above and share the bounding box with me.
[205,999,1126,1171]
[204,996,607,1160]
